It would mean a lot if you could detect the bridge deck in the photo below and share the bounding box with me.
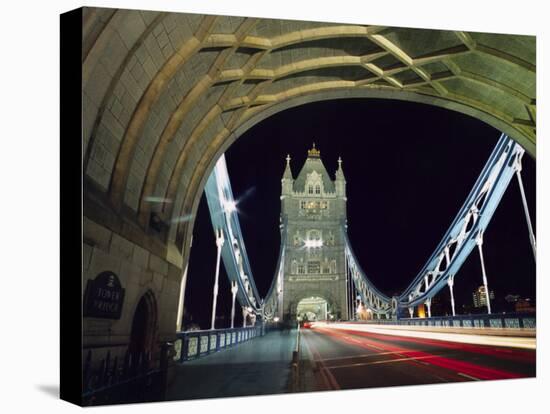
[166,327,298,401]
[301,323,535,391]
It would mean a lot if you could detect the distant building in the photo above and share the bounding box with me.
[515,298,536,313]
[505,294,521,303]
[473,285,495,308]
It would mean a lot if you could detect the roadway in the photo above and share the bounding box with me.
[301,323,535,391]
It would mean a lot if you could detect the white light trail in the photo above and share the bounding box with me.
[312,322,536,350]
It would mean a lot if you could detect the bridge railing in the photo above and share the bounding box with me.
[174,325,265,362]
[352,312,536,329]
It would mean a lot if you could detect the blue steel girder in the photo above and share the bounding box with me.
[204,155,262,313]
[397,134,524,309]
[262,217,288,320]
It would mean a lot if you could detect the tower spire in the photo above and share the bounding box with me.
[283,154,293,180]
[335,155,346,198]
[336,156,345,179]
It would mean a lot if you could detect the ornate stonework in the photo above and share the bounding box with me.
[280,145,348,320]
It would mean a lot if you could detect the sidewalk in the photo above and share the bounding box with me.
[166,327,298,401]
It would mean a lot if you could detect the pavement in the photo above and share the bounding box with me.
[300,324,536,391]
[165,327,298,401]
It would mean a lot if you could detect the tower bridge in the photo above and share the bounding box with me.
[163,134,536,402]
[75,8,537,404]
[204,135,532,326]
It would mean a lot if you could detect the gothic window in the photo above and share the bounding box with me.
[322,259,330,274]
[315,184,321,194]
[300,200,306,209]
[308,185,314,194]
[331,260,337,274]
[308,229,321,240]
[297,264,305,274]
[291,260,297,274]
[308,261,320,274]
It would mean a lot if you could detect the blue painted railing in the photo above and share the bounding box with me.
[352,313,536,329]
[174,325,265,362]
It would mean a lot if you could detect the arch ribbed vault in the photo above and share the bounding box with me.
[82,7,536,268]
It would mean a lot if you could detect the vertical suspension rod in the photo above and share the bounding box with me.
[515,167,536,261]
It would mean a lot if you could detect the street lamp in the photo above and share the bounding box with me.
[230,280,238,328]
[210,228,225,330]
[223,199,237,213]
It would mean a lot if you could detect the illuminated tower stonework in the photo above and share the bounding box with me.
[280,144,349,320]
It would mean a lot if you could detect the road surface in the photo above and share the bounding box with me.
[301,324,535,391]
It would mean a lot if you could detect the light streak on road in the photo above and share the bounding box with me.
[311,322,536,350]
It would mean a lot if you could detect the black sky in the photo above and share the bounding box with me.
[184,99,536,329]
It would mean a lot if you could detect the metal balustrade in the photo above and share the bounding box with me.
[174,325,265,362]
[351,312,536,329]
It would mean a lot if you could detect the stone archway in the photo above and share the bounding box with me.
[286,289,344,322]
[174,88,535,278]
[82,10,536,260]
[80,9,536,352]
[296,296,331,322]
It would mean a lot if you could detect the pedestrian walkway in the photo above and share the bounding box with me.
[166,327,298,401]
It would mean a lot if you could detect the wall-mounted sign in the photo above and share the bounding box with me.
[83,271,125,319]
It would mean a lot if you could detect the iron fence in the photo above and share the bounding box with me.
[174,325,264,362]
[82,342,172,406]
[355,312,536,329]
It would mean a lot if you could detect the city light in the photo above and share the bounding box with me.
[304,239,323,248]
[273,317,280,322]
[223,199,237,213]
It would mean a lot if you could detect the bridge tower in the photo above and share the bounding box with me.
[280,144,349,321]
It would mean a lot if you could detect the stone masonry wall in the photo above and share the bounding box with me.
[82,215,182,368]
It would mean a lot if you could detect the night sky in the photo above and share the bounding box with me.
[184,99,536,329]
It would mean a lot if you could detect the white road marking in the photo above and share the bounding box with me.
[457,372,481,381]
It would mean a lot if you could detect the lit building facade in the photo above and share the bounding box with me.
[280,144,349,320]
[472,285,495,308]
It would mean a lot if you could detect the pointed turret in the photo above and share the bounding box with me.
[281,154,294,196]
[335,156,346,197]
[293,143,335,194]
